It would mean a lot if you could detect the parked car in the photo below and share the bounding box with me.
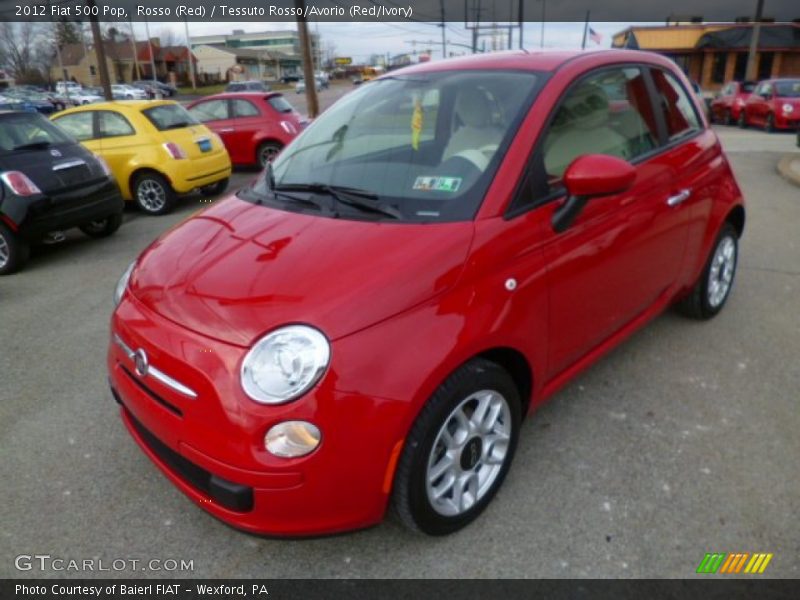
[1,89,55,114]
[55,81,81,96]
[187,92,306,167]
[710,81,756,125]
[52,100,232,215]
[111,84,148,100]
[225,80,271,93]
[108,49,745,536]
[740,78,800,131]
[133,80,178,98]
[69,90,104,106]
[295,77,325,94]
[0,95,36,113]
[0,110,124,274]
[281,74,301,84]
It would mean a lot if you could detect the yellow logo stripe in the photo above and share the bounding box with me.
[758,554,773,574]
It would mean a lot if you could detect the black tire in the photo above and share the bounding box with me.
[257,142,282,168]
[723,109,732,126]
[133,172,175,216]
[201,178,229,196]
[79,212,123,238]
[738,111,747,129]
[764,113,775,133]
[0,222,30,276]
[676,222,739,320]
[392,358,522,535]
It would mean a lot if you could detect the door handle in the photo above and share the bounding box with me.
[217,128,234,133]
[666,189,691,207]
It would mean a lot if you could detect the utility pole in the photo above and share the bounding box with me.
[295,0,319,118]
[440,0,447,59]
[745,0,765,81]
[87,0,112,99]
[518,0,524,48]
[540,0,546,48]
[127,19,140,81]
[184,18,196,90]
[581,11,590,50]
[143,14,157,81]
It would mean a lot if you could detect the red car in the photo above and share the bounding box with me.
[186,92,306,167]
[109,50,745,536]
[740,78,800,131]
[710,80,756,125]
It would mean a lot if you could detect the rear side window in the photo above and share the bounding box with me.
[267,95,294,113]
[53,112,95,141]
[541,67,659,181]
[188,99,229,122]
[650,70,702,141]
[99,111,135,138]
[143,104,199,131]
[233,99,260,118]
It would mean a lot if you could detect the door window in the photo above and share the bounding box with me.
[99,111,135,138]
[232,99,261,118]
[188,100,229,123]
[540,67,659,184]
[650,69,702,141]
[53,112,95,141]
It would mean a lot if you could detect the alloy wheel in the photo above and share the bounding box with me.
[0,234,9,269]
[137,179,167,213]
[707,236,736,308]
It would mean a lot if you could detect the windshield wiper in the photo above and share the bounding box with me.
[274,183,401,220]
[13,141,52,151]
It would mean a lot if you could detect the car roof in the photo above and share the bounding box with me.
[55,99,177,114]
[190,91,281,102]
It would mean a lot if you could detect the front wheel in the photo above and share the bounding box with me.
[257,142,282,168]
[392,359,521,535]
[0,222,30,275]
[677,222,738,320]
[133,172,175,216]
[79,212,123,238]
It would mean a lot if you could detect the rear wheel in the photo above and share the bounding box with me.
[392,358,521,535]
[677,222,738,320]
[133,172,175,216]
[0,223,30,276]
[258,142,283,168]
[79,212,123,238]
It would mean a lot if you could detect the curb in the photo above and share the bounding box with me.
[777,153,800,188]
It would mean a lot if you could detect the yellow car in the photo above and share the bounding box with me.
[52,100,232,215]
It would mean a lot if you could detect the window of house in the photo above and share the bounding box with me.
[711,53,727,84]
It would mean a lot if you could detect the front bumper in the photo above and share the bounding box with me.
[108,294,410,536]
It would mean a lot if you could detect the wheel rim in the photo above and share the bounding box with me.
[137,179,166,212]
[260,145,280,166]
[426,390,512,517]
[0,233,9,269]
[708,236,736,308]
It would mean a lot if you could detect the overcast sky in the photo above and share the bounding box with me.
[131,21,641,62]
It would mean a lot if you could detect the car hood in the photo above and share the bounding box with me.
[130,197,474,346]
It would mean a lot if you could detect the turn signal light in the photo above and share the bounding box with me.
[162,142,187,159]
[0,171,42,196]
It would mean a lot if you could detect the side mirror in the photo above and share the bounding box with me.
[552,154,637,233]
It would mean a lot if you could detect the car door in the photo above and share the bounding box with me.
[186,99,235,159]
[95,110,141,194]
[749,83,770,125]
[527,65,691,376]
[230,98,267,165]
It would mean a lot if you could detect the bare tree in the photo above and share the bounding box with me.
[0,22,43,81]
[158,27,183,47]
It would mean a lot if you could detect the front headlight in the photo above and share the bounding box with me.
[241,325,330,404]
[113,261,135,307]
[782,103,794,114]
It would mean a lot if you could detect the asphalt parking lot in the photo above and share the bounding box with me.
[1,119,798,578]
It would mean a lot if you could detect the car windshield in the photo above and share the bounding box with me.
[142,104,200,130]
[774,80,800,97]
[246,70,540,222]
[0,112,74,155]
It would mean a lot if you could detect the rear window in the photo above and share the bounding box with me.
[268,95,294,113]
[142,104,199,131]
[0,112,74,154]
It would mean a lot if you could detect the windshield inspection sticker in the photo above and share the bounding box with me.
[413,176,462,193]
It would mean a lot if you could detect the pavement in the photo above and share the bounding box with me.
[1,123,799,579]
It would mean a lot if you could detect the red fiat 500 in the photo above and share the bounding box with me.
[740,78,800,131]
[187,92,307,167]
[109,50,745,536]
[710,80,756,125]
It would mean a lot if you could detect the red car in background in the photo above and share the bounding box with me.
[187,92,307,167]
[740,78,800,131]
[710,80,756,125]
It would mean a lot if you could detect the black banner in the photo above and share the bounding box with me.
[0,0,799,22]
[2,579,800,600]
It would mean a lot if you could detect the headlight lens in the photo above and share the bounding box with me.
[241,325,330,404]
[782,103,794,113]
[113,261,135,307]
[265,421,321,457]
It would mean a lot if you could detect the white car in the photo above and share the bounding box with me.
[111,84,147,100]
[69,91,103,105]
[55,81,82,95]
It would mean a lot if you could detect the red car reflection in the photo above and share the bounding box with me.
[740,78,800,131]
[710,80,755,125]
[187,92,307,167]
[109,50,745,537]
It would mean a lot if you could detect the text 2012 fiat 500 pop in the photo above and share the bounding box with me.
[108,50,745,536]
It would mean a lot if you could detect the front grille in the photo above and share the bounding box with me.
[120,365,183,417]
[123,407,254,513]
